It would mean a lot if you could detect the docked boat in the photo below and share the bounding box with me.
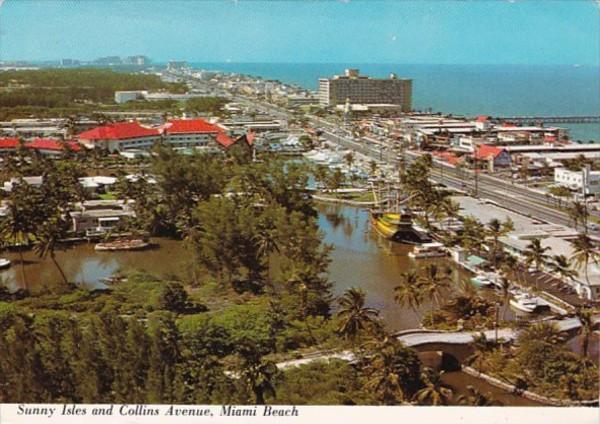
[470,274,496,288]
[0,258,11,269]
[409,242,447,259]
[370,210,413,239]
[509,292,546,313]
[95,239,150,252]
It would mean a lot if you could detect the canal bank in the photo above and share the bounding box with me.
[0,203,592,406]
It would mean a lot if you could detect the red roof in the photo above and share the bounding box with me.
[216,132,234,147]
[474,144,505,160]
[26,138,81,152]
[163,119,222,134]
[0,138,18,149]
[476,115,490,122]
[78,121,160,140]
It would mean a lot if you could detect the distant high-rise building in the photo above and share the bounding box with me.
[167,61,188,71]
[318,69,412,112]
[60,58,80,67]
[94,56,123,65]
[125,55,150,66]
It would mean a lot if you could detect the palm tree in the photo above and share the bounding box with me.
[253,226,281,282]
[420,264,452,312]
[523,238,550,290]
[549,254,578,287]
[486,218,504,267]
[570,233,600,287]
[574,307,593,358]
[519,321,565,346]
[466,332,494,371]
[497,254,517,320]
[457,385,502,406]
[32,215,69,285]
[393,271,423,320]
[363,338,418,405]
[237,349,278,405]
[568,201,588,232]
[343,152,355,169]
[336,288,381,346]
[413,368,453,405]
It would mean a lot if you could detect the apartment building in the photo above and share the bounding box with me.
[318,69,412,111]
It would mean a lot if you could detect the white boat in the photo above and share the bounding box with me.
[0,258,11,269]
[509,292,545,313]
[408,242,447,259]
[471,274,495,288]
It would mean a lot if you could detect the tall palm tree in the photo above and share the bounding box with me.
[574,307,593,358]
[363,338,418,405]
[570,233,600,287]
[420,264,452,312]
[32,215,69,285]
[523,238,550,290]
[497,256,516,320]
[253,226,281,282]
[486,218,507,267]
[413,368,453,405]
[568,201,588,232]
[237,348,278,405]
[336,287,381,346]
[393,271,423,320]
[549,254,578,287]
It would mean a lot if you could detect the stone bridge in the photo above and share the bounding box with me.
[276,316,597,371]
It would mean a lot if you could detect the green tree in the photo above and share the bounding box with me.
[413,368,453,405]
[362,338,421,405]
[32,214,70,286]
[336,288,381,346]
[393,271,423,320]
[570,233,600,287]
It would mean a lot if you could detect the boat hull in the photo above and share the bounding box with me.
[95,240,150,252]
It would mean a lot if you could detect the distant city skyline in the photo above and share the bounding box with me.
[0,0,598,66]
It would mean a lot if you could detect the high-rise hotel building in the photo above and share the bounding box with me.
[318,69,412,112]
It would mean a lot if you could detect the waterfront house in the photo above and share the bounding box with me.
[70,200,135,235]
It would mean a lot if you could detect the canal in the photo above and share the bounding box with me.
[1,202,595,406]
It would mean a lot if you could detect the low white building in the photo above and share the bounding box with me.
[554,167,600,196]
[114,91,146,104]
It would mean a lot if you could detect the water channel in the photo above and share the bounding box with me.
[3,203,597,406]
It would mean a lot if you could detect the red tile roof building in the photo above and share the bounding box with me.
[161,119,235,150]
[474,144,511,167]
[77,121,162,152]
[77,119,252,153]
[0,138,81,155]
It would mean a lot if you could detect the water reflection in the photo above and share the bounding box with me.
[1,203,516,331]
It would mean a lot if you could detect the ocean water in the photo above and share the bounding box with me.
[191,63,600,141]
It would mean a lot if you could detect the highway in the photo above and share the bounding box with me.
[183,73,577,229]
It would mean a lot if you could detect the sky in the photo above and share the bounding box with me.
[0,0,598,65]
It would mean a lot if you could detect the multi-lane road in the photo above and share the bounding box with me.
[184,75,578,229]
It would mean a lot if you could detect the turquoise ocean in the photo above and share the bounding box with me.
[191,63,600,142]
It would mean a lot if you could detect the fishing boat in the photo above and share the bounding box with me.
[409,242,447,259]
[95,239,150,252]
[0,258,11,269]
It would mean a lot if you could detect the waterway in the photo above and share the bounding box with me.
[0,203,594,406]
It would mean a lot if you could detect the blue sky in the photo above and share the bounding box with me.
[0,0,598,65]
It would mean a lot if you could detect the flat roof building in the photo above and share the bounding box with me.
[318,69,412,112]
